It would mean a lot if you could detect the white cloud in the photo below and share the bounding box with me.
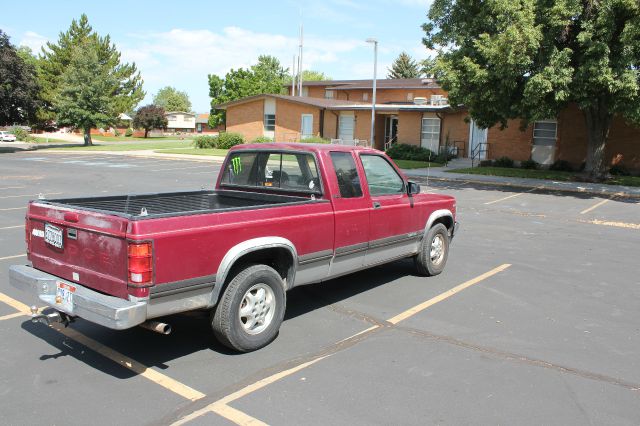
[19,31,48,53]
[117,26,365,110]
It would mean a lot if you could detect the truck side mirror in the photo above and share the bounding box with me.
[407,181,420,195]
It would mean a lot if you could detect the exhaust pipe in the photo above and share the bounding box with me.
[140,320,172,335]
[31,306,72,327]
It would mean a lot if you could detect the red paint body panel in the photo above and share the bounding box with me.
[26,144,456,301]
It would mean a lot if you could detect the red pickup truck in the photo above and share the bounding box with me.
[10,143,457,351]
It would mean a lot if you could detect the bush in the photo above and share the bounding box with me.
[300,136,330,144]
[193,135,218,149]
[386,143,437,162]
[479,159,494,167]
[216,132,244,149]
[521,159,539,170]
[252,136,273,143]
[114,129,121,137]
[10,127,35,142]
[494,156,515,168]
[125,128,133,137]
[610,164,631,176]
[549,159,573,172]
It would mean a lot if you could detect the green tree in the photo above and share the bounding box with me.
[39,14,144,127]
[208,55,287,127]
[0,30,40,125]
[55,40,139,146]
[420,57,437,78]
[153,86,192,112]
[423,0,640,178]
[133,104,167,138]
[388,52,421,79]
[284,70,331,84]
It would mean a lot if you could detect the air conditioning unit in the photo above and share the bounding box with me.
[413,97,427,105]
[430,95,443,105]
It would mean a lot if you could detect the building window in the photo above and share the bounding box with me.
[301,87,309,97]
[533,121,557,146]
[264,114,275,131]
[167,115,177,121]
[363,92,369,101]
[420,117,441,151]
[325,90,334,99]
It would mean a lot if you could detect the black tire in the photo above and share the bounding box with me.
[212,264,286,352]
[415,223,449,276]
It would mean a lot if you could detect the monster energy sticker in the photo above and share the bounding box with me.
[231,157,242,174]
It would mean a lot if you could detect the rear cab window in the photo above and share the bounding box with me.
[222,150,322,194]
[330,152,363,198]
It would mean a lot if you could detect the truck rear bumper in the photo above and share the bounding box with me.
[9,265,147,330]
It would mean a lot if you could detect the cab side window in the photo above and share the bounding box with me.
[360,154,404,196]
[330,152,363,198]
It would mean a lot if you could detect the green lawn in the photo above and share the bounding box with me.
[53,141,194,151]
[447,167,640,187]
[91,135,195,142]
[31,136,75,144]
[393,159,444,169]
[154,148,229,157]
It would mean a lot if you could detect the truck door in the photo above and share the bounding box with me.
[359,153,420,266]
[327,151,370,277]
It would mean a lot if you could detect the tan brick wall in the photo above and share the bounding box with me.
[274,99,320,141]
[324,110,339,139]
[442,111,470,156]
[607,116,640,170]
[397,111,423,146]
[225,100,264,142]
[354,111,371,143]
[487,120,533,161]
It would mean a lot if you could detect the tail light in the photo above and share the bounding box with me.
[127,241,153,286]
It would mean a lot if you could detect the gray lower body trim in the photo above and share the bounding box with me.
[147,274,217,318]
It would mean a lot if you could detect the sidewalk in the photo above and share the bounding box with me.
[404,166,640,199]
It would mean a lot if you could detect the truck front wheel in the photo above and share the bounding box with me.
[212,264,286,352]
[415,223,449,276]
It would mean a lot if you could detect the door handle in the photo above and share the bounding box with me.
[373,202,381,209]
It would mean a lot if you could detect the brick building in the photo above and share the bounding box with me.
[216,78,639,171]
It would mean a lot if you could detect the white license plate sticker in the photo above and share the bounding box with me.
[44,223,63,249]
[55,281,75,312]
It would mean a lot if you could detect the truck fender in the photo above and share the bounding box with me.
[211,237,298,305]
[422,209,454,238]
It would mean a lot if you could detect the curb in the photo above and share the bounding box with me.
[412,175,640,200]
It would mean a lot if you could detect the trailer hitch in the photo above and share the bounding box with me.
[30,306,73,327]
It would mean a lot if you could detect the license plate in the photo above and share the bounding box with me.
[55,281,75,312]
[44,223,63,249]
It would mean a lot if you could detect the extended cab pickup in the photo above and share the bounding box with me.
[10,143,458,351]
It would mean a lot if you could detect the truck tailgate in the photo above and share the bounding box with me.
[26,202,130,299]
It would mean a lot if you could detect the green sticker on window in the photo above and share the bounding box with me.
[232,156,242,174]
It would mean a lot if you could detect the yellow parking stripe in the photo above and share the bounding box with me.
[0,207,26,211]
[0,254,27,261]
[387,264,512,325]
[484,187,540,205]
[0,225,24,230]
[0,312,27,321]
[209,404,268,426]
[0,192,63,199]
[578,219,640,230]
[0,290,205,401]
[580,198,611,214]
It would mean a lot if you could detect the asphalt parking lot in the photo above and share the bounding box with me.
[1,150,639,425]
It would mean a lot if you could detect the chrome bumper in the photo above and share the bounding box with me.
[9,265,147,330]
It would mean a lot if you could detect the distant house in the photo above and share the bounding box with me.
[195,113,223,134]
[165,111,196,133]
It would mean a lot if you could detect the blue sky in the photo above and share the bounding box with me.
[1,0,434,112]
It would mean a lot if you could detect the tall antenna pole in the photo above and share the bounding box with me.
[292,55,297,96]
[298,19,303,96]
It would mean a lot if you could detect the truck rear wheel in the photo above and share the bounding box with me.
[415,223,449,276]
[212,264,286,352]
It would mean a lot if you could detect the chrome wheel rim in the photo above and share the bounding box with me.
[430,234,445,265]
[238,283,275,335]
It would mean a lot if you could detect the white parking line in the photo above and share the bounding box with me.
[0,186,26,190]
[484,187,540,205]
[0,192,62,199]
[0,225,24,230]
[152,165,213,172]
[0,254,27,261]
[0,207,26,211]
[579,193,621,215]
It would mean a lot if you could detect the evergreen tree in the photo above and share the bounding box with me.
[387,52,421,79]
[39,14,144,127]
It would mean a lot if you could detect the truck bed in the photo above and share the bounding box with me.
[38,190,317,220]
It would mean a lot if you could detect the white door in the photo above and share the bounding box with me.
[339,113,355,142]
[301,114,313,139]
[469,119,487,159]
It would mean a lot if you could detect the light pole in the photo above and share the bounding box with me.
[366,38,378,148]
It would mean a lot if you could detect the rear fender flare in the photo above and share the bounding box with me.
[211,237,298,305]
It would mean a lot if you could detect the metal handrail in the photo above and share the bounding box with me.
[384,136,397,151]
[471,142,489,168]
